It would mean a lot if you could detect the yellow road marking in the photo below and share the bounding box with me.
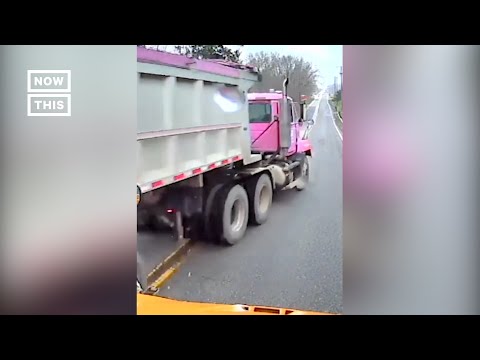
[144,238,194,293]
[150,266,178,291]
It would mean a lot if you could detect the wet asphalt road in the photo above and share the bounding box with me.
[156,93,343,313]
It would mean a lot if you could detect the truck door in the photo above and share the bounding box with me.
[288,99,298,155]
[249,101,278,153]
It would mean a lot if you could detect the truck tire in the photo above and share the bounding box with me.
[218,184,249,246]
[248,173,273,225]
[296,155,311,191]
[203,183,224,242]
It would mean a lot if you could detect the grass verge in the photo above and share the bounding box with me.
[329,100,343,135]
[336,100,342,119]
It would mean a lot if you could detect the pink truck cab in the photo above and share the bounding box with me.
[248,90,314,157]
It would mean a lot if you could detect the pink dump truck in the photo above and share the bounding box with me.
[137,47,314,245]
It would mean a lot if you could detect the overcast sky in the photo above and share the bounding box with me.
[231,45,342,88]
[153,45,342,89]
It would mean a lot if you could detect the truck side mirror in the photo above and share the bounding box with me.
[299,101,305,120]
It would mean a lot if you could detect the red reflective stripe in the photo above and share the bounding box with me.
[151,157,241,189]
[152,180,164,188]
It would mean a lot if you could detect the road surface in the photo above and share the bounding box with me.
[151,93,343,313]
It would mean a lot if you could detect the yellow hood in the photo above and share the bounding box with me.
[137,294,335,315]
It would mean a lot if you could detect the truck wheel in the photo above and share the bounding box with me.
[248,173,273,225]
[296,155,311,191]
[204,184,224,242]
[218,184,249,246]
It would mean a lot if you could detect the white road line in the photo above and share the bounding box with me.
[312,101,320,121]
[326,95,343,141]
[307,102,318,121]
[308,90,324,122]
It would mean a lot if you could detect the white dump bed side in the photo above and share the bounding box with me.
[137,49,261,193]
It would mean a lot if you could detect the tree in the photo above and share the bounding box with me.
[174,45,243,62]
[246,52,319,103]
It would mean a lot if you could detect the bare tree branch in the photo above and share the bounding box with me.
[246,52,319,102]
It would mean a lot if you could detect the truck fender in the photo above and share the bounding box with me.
[267,165,287,189]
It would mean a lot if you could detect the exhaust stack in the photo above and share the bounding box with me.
[279,78,291,158]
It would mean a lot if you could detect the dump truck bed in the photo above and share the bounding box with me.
[137,48,261,193]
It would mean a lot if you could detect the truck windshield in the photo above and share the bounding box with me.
[248,103,272,123]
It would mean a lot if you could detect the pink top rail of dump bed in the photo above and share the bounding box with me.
[137,47,259,79]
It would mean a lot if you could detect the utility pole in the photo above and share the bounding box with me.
[340,66,343,91]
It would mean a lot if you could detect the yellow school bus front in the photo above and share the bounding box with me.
[137,294,336,315]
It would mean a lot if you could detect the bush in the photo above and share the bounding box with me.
[332,90,342,102]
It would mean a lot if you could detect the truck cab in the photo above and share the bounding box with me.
[248,91,313,157]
